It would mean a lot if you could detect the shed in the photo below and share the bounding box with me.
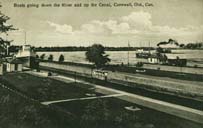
[7,59,23,72]
[164,54,187,66]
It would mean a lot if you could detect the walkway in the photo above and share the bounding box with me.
[42,74,203,124]
[41,94,125,105]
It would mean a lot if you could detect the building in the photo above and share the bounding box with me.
[165,54,187,66]
[167,58,187,66]
[0,59,7,75]
[147,53,187,66]
[15,45,36,68]
[0,60,4,75]
[148,54,160,64]
[6,59,23,72]
[15,45,35,58]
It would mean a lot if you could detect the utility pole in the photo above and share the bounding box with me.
[149,41,151,54]
[127,41,130,66]
[24,31,27,45]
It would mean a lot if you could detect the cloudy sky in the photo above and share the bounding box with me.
[1,0,203,47]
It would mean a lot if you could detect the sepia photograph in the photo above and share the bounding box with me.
[0,0,203,128]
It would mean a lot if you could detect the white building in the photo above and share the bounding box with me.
[15,45,36,58]
[15,45,36,67]
[7,59,23,72]
[0,62,4,75]
[148,55,160,64]
[0,59,7,75]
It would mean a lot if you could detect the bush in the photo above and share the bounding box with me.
[136,62,143,67]
[40,54,45,60]
[58,54,64,62]
[48,54,53,61]
[36,54,39,59]
[194,65,198,68]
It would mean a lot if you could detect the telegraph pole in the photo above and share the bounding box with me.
[24,31,27,45]
[149,41,151,54]
[127,41,130,66]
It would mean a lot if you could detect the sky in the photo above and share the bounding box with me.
[0,0,203,47]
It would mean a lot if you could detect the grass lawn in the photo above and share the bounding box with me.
[0,86,76,128]
[0,72,102,101]
[0,72,202,128]
[55,97,202,128]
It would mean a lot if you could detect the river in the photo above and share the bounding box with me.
[36,49,203,67]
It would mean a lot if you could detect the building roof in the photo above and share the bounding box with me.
[0,57,7,63]
[165,54,182,59]
[148,53,161,59]
[149,54,158,58]
[7,58,23,64]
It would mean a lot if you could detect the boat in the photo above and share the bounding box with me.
[135,49,151,59]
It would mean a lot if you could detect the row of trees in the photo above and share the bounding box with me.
[37,54,64,62]
[34,46,141,52]
[179,42,203,49]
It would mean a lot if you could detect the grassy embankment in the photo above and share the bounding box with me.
[40,64,203,110]
[0,82,77,128]
[0,72,98,101]
[0,72,202,128]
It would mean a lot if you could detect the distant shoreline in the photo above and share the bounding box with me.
[34,47,203,52]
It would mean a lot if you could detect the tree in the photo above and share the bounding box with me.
[58,54,64,62]
[36,54,39,59]
[135,62,143,67]
[40,54,45,60]
[85,44,110,68]
[0,11,16,57]
[179,44,185,48]
[48,54,53,61]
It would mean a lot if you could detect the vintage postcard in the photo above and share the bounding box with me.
[0,0,202,128]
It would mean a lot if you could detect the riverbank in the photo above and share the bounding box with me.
[41,60,203,81]
[40,61,203,101]
[39,65,203,108]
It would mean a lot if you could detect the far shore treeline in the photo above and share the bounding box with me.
[9,46,152,52]
[8,42,203,52]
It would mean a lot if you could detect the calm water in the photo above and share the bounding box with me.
[37,49,203,65]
